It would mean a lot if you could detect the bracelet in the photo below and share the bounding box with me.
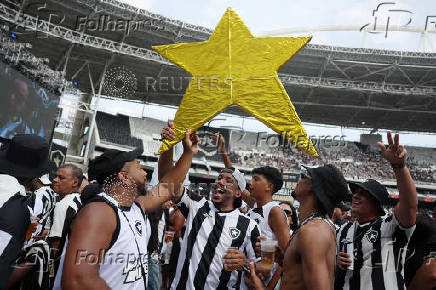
[391,163,406,169]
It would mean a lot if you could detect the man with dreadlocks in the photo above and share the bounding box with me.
[55,130,199,290]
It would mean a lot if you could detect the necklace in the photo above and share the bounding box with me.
[287,212,329,247]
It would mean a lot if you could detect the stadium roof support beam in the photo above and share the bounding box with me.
[3,3,436,96]
[93,5,142,90]
[396,66,415,86]
[416,69,435,86]
[19,1,436,62]
[381,63,396,92]
[46,0,211,42]
[350,65,393,81]
[51,0,436,60]
[328,59,352,80]
[0,3,171,65]
[301,44,436,65]
[279,74,436,95]
[317,54,331,81]
[420,78,436,86]
[71,60,89,80]
[291,101,436,114]
[257,25,436,36]
[140,90,435,114]
[71,0,213,35]
[83,59,109,166]
[55,44,73,71]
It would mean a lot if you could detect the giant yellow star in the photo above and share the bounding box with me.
[154,8,317,156]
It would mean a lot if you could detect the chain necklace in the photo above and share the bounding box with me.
[288,212,329,246]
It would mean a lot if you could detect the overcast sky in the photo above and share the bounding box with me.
[89,0,436,148]
[120,0,436,51]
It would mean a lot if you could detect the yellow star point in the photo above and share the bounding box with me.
[153,8,318,156]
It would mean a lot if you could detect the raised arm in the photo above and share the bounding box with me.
[158,121,176,181]
[136,130,199,213]
[211,133,233,168]
[377,131,417,227]
[298,222,334,290]
[62,203,116,290]
[269,206,290,253]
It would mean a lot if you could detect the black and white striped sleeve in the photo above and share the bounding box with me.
[176,189,206,218]
[382,212,416,239]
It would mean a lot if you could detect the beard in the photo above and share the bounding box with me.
[212,199,224,208]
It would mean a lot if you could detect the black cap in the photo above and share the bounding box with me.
[349,179,389,215]
[303,164,350,216]
[0,134,50,178]
[88,148,143,184]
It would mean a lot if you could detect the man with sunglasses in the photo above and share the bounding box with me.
[283,164,349,290]
[335,131,417,290]
[160,123,260,290]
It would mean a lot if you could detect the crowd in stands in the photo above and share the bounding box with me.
[0,50,62,96]
[232,142,436,183]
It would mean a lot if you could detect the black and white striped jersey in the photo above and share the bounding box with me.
[249,201,285,241]
[49,193,81,256]
[171,190,260,290]
[26,186,59,246]
[335,213,416,290]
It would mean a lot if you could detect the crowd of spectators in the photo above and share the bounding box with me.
[0,36,62,96]
[231,142,436,184]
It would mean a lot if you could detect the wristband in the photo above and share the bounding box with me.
[391,163,406,169]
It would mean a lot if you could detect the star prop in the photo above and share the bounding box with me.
[153,8,318,156]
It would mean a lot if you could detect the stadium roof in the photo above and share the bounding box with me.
[1,0,436,132]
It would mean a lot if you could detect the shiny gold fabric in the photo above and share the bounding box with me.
[153,8,318,156]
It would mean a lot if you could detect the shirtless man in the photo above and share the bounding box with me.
[245,164,349,290]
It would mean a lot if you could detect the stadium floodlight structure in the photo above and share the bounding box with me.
[258,25,436,53]
[58,0,213,40]
[1,0,435,163]
[278,73,436,96]
[0,3,171,65]
[2,2,434,98]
